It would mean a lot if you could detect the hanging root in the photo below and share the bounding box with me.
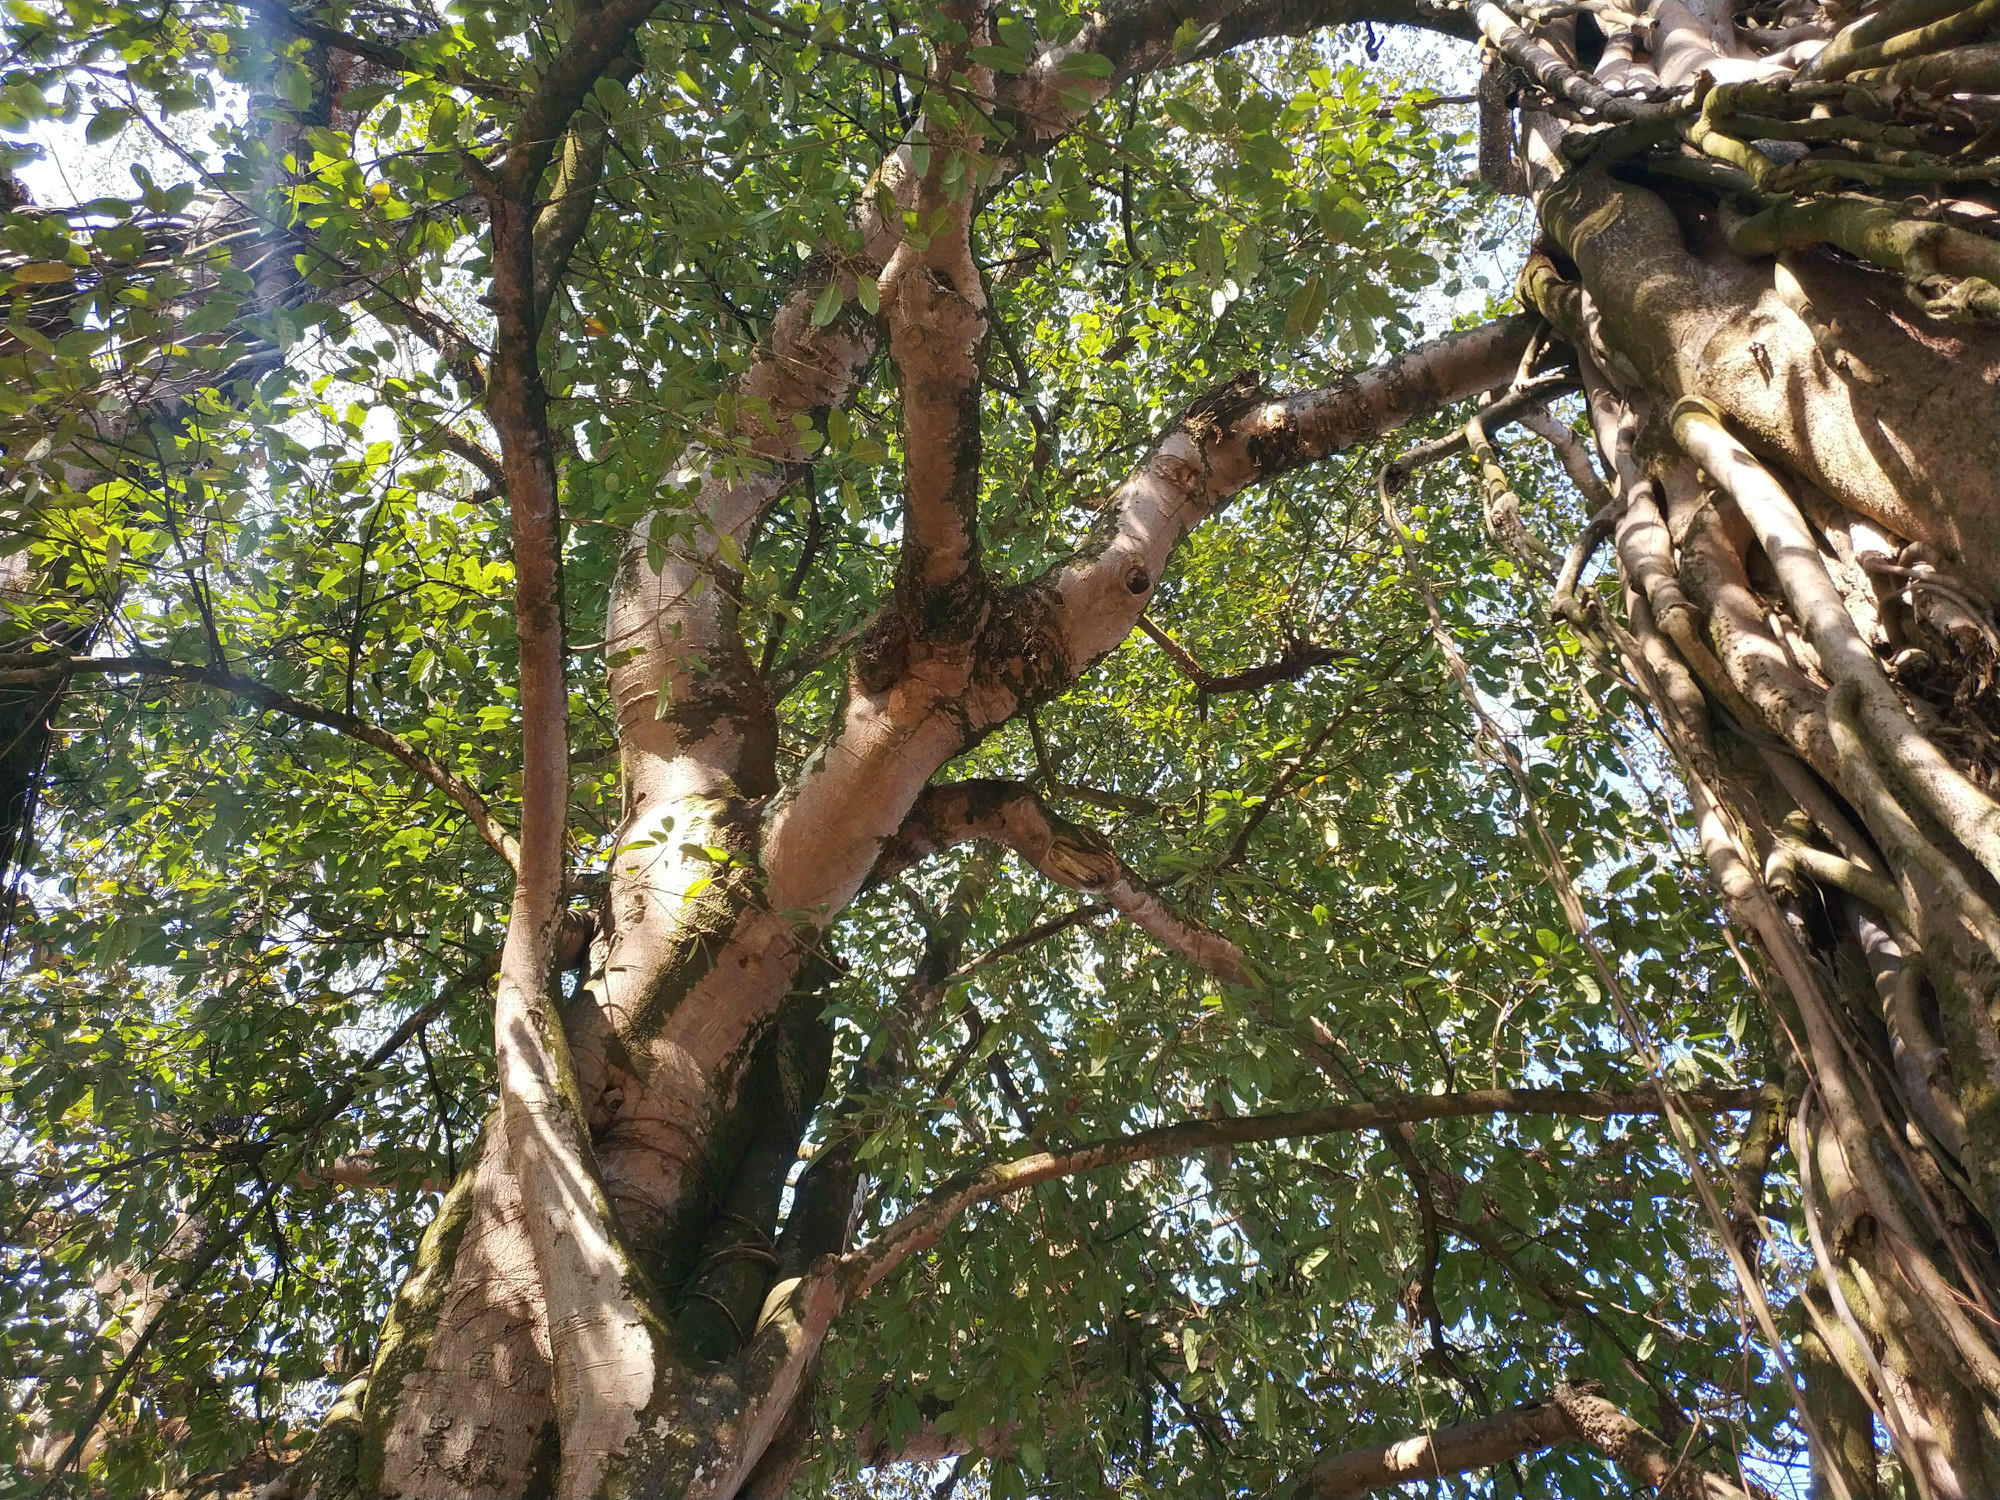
[1468,403,1561,578]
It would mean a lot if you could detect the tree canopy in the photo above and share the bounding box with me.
[1,0,1991,1495]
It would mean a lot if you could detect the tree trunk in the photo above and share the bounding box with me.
[1494,14,2000,1490]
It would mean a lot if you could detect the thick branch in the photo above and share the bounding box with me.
[1539,171,1998,593]
[882,14,993,608]
[491,0,664,196]
[1671,399,2000,894]
[1138,617,1346,697]
[1297,1399,1576,1499]
[1299,1385,1757,1498]
[1552,1384,1757,1498]
[1046,315,1538,677]
[531,100,626,326]
[756,323,1528,981]
[1,653,519,872]
[883,779,1248,984]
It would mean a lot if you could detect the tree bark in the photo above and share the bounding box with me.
[1297,1385,1756,1499]
[1500,6,2000,1490]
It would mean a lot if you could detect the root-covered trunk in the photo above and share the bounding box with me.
[1501,22,2000,1490]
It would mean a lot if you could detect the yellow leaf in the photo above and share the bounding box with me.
[12,263,76,285]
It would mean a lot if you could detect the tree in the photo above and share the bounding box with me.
[0,0,1994,1493]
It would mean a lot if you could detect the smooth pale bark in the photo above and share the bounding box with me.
[1048,315,1538,674]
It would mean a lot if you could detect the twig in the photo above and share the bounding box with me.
[0,654,521,873]
[1380,373,1576,491]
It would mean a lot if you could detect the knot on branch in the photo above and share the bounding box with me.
[1036,821,1121,891]
[1179,370,1269,443]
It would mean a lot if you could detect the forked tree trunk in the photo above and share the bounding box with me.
[284,0,2000,1495]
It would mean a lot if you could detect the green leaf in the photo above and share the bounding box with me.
[11,261,74,284]
[1284,274,1327,340]
[1194,222,1225,280]
[969,44,1030,73]
[811,281,843,326]
[85,107,130,143]
[1057,50,1113,78]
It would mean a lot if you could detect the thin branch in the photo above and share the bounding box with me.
[1027,710,1159,814]
[1136,614,1213,688]
[842,1086,1762,1298]
[936,904,1111,991]
[761,480,828,680]
[882,780,1247,984]
[1200,638,1343,697]
[1380,371,1575,492]
[1208,648,1425,875]
[1,654,520,872]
